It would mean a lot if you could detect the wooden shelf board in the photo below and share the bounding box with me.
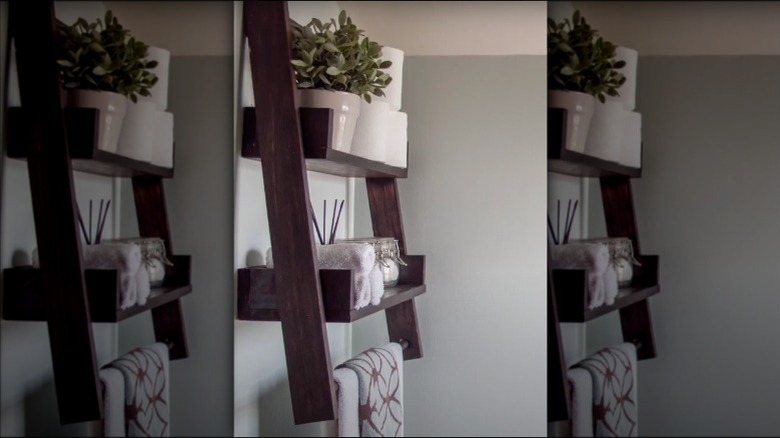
[7,107,174,178]
[237,254,426,323]
[2,255,192,323]
[241,107,408,179]
[576,283,659,323]
[547,107,642,178]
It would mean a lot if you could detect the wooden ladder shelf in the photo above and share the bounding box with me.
[239,1,426,425]
[2,1,192,424]
[547,108,660,423]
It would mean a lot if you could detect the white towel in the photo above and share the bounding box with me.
[333,367,360,437]
[567,367,594,437]
[550,243,610,310]
[135,263,151,306]
[575,343,639,437]
[368,264,385,306]
[267,244,378,310]
[99,367,126,437]
[603,265,619,306]
[340,342,404,437]
[108,343,171,437]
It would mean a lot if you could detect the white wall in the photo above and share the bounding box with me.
[0,2,121,436]
[232,2,355,436]
[352,55,547,436]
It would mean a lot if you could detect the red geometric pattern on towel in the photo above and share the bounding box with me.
[111,344,169,437]
[578,344,637,437]
[341,345,403,437]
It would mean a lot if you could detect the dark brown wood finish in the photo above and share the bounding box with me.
[7,107,174,178]
[548,108,641,178]
[131,177,189,359]
[242,107,408,178]
[244,1,336,424]
[236,256,426,322]
[366,178,423,359]
[3,256,192,323]
[548,250,571,423]
[599,177,657,359]
[9,1,102,424]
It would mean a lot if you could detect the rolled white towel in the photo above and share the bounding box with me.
[603,265,619,306]
[551,243,610,310]
[354,273,371,310]
[368,264,385,306]
[33,243,142,309]
[135,263,152,306]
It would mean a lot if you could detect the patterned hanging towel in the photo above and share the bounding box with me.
[106,342,171,437]
[339,342,404,437]
[575,342,638,437]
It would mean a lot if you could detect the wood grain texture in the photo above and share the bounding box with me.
[131,177,189,359]
[600,177,658,360]
[244,0,335,424]
[548,250,571,423]
[9,0,102,424]
[366,178,423,360]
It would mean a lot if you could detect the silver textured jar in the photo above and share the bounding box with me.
[337,237,406,287]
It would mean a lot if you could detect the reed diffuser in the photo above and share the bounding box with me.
[310,199,345,245]
[547,199,578,245]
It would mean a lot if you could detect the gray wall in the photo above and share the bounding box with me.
[353,55,548,436]
[119,56,234,436]
[587,56,780,436]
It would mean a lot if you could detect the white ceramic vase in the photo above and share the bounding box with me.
[620,111,642,168]
[548,90,595,153]
[65,89,127,153]
[138,46,171,111]
[351,100,391,162]
[584,101,625,163]
[298,89,361,152]
[151,111,175,168]
[117,100,158,162]
[606,46,638,111]
[385,111,408,168]
[375,47,404,111]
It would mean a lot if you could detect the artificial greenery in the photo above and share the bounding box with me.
[55,10,158,102]
[290,10,392,103]
[547,10,626,102]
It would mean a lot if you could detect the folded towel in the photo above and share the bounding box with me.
[33,243,143,309]
[107,343,171,437]
[368,264,385,306]
[135,263,152,306]
[550,243,610,310]
[99,367,126,437]
[567,367,594,437]
[333,367,360,437]
[339,342,404,437]
[575,343,638,437]
[267,244,379,310]
[603,265,619,306]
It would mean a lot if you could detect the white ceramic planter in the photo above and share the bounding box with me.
[138,46,170,111]
[151,111,175,168]
[548,90,595,153]
[606,46,638,111]
[298,89,361,152]
[65,89,127,153]
[584,101,625,163]
[385,111,408,168]
[375,47,404,111]
[351,100,391,162]
[620,111,642,168]
[117,100,158,162]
